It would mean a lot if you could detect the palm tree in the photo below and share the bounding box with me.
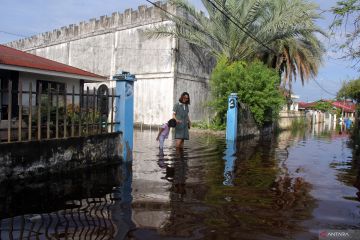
[146,0,325,92]
[258,0,326,91]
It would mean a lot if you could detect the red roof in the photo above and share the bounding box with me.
[332,101,356,112]
[298,100,356,112]
[0,45,105,80]
[298,102,316,109]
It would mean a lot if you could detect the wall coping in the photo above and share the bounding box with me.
[6,2,175,51]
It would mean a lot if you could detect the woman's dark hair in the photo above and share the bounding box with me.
[178,92,190,104]
[168,118,177,127]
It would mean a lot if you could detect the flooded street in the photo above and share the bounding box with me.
[1,126,360,239]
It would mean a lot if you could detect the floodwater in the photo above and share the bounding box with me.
[1,124,360,239]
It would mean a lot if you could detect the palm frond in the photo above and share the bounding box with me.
[144,0,325,91]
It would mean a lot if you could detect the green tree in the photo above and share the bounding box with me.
[337,78,360,102]
[259,0,325,91]
[330,0,360,63]
[147,0,325,91]
[313,101,333,112]
[210,58,284,126]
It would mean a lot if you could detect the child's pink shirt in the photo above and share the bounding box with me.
[160,123,170,139]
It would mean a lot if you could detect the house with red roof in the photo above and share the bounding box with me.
[0,45,107,141]
[0,45,131,183]
[332,100,356,115]
[298,99,356,125]
[0,45,106,120]
[298,101,316,110]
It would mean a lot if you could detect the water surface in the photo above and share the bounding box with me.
[1,125,359,239]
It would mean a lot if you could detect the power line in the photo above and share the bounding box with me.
[0,30,29,38]
[312,78,337,96]
[206,0,277,54]
[145,0,275,54]
[209,0,339,97]
[144,0,230,48]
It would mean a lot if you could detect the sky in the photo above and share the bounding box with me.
[0,0,358,102]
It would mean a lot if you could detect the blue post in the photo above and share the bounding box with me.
[226,93,238,141]
[223,140,237,186]
[113,70,136,162]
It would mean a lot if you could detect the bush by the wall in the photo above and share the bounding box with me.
[210,57,284,127]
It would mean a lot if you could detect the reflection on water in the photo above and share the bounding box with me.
[223,140,236,186]
[1,123,360,239]
[0,163,134,239]
[131,125,360,239]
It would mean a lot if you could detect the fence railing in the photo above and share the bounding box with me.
[0,80,120,143]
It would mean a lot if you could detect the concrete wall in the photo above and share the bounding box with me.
[277,110,338,130]
[7,3,213,125]
[0,132,122,182]
[235,103,275,138]
[174,39,214,122]
[237,103,261,138]
[278,110,305,130]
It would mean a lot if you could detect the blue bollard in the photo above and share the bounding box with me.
[223,140,237,186]
[113,70,136,162]
[226,93,238,141]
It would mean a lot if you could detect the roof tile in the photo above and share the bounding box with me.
[0,45,105,80]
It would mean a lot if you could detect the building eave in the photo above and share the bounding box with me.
[0,64,106,82]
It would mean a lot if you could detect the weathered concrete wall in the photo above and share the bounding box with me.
[135,76,174,124]
[30,43,70,65]
[174,39,214,122]
[278,110,305,130]
[0,132,122,182]
[237,103,262,138]
[6,3,214,125]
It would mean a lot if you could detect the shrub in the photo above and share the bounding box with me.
[210,57,284,126]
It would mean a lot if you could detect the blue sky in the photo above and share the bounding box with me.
[0,0,358,102]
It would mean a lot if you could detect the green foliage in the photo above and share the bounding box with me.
[146,0,325,91]
[313,101,333,112]
[330,0,360,64]
[290,118,307,132]
[32,99,103,137]
[332,0,360,14]
[192,120,226,130]
[210,57,284,126]
[337,78,360,102]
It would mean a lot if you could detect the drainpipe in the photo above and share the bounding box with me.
[113,70,136,162]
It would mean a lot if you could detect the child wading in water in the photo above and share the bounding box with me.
[156,118,177,149]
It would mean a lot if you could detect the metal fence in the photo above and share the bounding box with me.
[0,80,120,143]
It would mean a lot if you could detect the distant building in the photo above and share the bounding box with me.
[298,102,316,112]
[298,99,356,126]
[281,94,299,111]
[331,100,356,119]
[298,99,355,119]
[5,3,214,125]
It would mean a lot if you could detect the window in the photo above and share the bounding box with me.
[36,80,66,107]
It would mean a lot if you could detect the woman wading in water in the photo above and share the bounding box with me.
[172,92,191,148]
